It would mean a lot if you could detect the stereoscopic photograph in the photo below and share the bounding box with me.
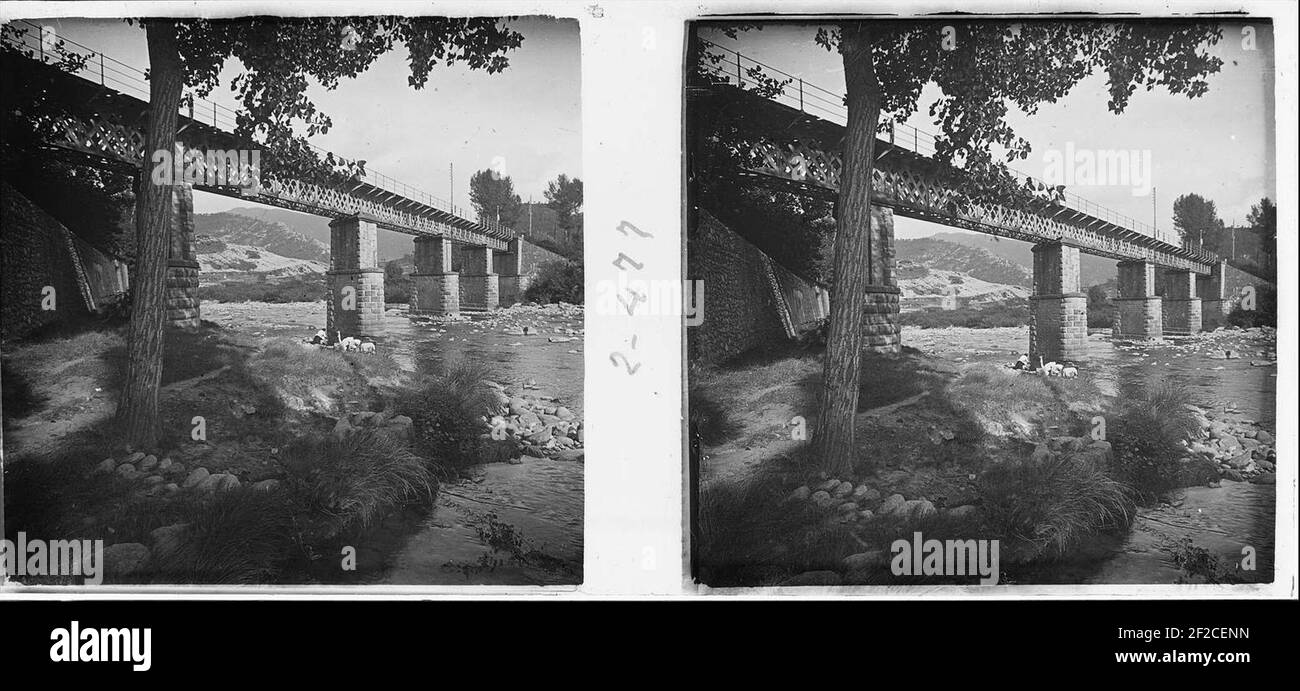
[2,14,584,586]
[687,18,1278,587]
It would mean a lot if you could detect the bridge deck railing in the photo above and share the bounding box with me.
[696,36,1212,255]
[3,20,517,240]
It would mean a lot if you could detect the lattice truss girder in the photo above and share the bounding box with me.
[50,113,506,251]
[737,137,1210,274]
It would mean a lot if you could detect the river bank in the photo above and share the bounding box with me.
[693,324,1277,587]
[2,300,584,585]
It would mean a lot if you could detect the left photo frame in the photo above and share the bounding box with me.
[1,13,585,587]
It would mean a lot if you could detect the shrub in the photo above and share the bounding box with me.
[1224,285,1276,327]
[280,429,438,542]
[1108,380,1201,500]
[397,360,501,473]
[523,258,583,304]
[979,452,1135,562]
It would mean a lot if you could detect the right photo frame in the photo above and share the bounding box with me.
[685,16,1278,589]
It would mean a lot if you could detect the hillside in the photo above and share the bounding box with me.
[194,239,327,278]
[928,231,1116,288]
[194,212,328,263]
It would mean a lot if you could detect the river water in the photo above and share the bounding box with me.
[377,305,584,585]
[903,324,1278,584]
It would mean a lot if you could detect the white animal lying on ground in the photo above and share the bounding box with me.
[1060,364,1078,378]
[335,336,361,352]
[359,341,376,354]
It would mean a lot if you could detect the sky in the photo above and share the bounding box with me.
[699,21,1277,241]
[42,16,581,217]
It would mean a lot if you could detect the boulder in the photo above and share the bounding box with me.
[126,451,146,465]
[832,481,854,499]
[788,486,811,502]
[103,543,150,577]
[852,485,880,505]
[149,523,189,561]
[816,478,840,492]
[182,467,210,489]
[1256,430,1274,445]
[139,455,158,472]
[810,490,835,509]
[332,416,353,439]
[878,493,906,516]
[902,499,937,519]
[95,458,117,474]
[946,504,979,520]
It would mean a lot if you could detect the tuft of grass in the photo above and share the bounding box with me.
[979,452,1135,562]
[396,359,500,473]
[144,489,296,584]
[280,429,438,542]
[1108,380,1201,501]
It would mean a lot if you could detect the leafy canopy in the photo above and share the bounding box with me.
[147,17,524,186]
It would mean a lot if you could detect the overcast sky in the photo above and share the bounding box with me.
[700,21,1276,241]
[44,16,581,218]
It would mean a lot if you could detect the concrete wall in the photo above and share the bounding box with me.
[687,210,795,365]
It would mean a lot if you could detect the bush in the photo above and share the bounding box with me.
[280,429,438,542]
[523,259,583,304]
[397,360,501,473]
[979,452,1135,562]
[1108,380,1202,500]
[1224,285,1277,328]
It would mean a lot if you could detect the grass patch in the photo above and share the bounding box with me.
[143,489,296,584]
[978,452,1135,562]
[1108,380,1203,501]
[396,359,501,474]
[280,429,438,543]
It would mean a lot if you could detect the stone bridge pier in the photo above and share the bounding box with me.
[1161,269,1202,335]
[861,205,901,354]
[326,215,384,340]
[459,245,499,311]
[1115,260,1162,339]
[410,236,459,316]
[495,237,525,306]
[1197,258,1228,329]
[1028,241,1087,363]
[164,184,201,328]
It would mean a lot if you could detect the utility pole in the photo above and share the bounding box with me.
[449,163,453,214]
[528,196,533,236]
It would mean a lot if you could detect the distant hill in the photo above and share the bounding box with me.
[893,237,1030,309]
[194,239,327,279]
[928,231,1116,288]
[194,212,328,263]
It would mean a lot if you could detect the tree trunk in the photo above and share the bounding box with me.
[116,21,183,449]
[813,23,882,476]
